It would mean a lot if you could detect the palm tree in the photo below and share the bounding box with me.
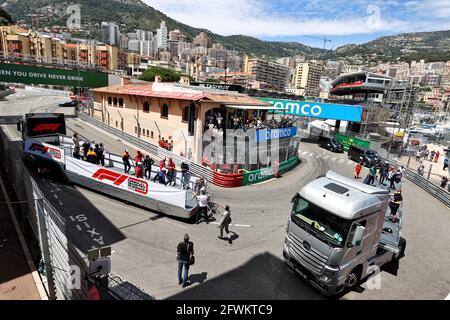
[0,7,14,26]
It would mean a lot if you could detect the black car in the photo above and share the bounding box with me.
[347,145,382,167]
[58,100,78,107]
[318,136,344,153]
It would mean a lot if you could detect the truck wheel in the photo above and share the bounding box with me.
[344,268,361,288]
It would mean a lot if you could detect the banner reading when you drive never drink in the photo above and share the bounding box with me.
[0,63,108,88]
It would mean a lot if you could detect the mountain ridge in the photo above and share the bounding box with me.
[4,0,450,63]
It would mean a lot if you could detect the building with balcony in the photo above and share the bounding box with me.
[294,61,323,98]
[244,57,290,91]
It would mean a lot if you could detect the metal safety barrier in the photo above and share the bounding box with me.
[382,157,450,208]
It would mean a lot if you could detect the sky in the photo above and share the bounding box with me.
[143,0,450,49]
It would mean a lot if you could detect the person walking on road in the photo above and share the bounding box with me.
[429,150,435,162]
[365,164,376,185]
[196,189,209,224]
[122,149,131,174]
[218,205,232,244]
[434,150,440,163]
[354,162,362,179]
[143,155,154,180]
[177,234,194,288]
[417,161,425,176]
[415,150,421,162]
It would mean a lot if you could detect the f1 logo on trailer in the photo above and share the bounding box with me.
[91,169,148,195]
[28,143,61,159]
[32,123,62,133]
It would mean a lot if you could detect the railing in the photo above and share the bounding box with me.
[381,156,450,208]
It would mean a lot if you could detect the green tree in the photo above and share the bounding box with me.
[139,67,181,82]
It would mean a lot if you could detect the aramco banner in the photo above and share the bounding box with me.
[0,63,108,88]
[243,156,299,185]
[335,133,370,151]
[258,98,363,123]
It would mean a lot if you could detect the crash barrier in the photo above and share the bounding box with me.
[242,156,300,186]
[382,157,450,208]
[25,86,71,97]
[0,127,152,299]
[212,171,244,188]
[78,112,215,183]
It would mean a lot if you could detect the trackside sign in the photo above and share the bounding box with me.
[258,98,363,122]
[256,127,297,142]
[243,156,299,185]
[0,63,108,88]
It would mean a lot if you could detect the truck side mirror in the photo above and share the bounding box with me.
[291,193,300,203]
[351,226,365,247]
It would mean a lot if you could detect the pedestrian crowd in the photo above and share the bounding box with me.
[354,161,404,191]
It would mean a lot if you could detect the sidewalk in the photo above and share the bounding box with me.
[0,181,46,300]
[383,143,450,186]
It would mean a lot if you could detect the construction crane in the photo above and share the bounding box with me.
[304,35,332,50]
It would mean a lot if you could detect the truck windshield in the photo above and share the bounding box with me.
[292,197,351,247]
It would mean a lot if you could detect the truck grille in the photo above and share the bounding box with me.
[289,233,328,274]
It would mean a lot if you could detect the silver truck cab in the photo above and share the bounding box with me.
[283,171,405,296]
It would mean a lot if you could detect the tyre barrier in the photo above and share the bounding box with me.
[212,171,244,188]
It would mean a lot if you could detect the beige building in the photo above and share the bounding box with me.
[90,77,271,162]
[244,56,290,91]
[193,32,210,48]
[294,61,323,98]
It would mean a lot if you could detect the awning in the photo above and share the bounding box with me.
[225,104,288,111]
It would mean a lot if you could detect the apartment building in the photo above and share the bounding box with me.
[294,61,323,98]
[244,56,290,91]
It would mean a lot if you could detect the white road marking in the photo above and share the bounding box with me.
[58,200,63,206]
[339,159,345,163]
[69,216,75,221]
[253,177,276,185]
[210,222,252,228]
[84,222,90,228]
[331,157,336,162]
[308,152,315,156]
[323,155,330,160]
[301,151,309,155]
[75,225,82,231]
[445,293,450,300]
[53,194,58,199]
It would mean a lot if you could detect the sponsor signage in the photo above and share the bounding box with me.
[243,156,299,185]
[256,127,297,142]
[91,168,148,195]
[258,98,363,122]
[335,133,370,151]
[24,139,65,163]
[0,63,108,88]
[191,82,244,93]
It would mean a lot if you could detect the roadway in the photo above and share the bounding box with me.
[1,88,449,300]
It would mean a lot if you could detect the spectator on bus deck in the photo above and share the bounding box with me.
[122,149,131,174]
[73,146,81,160]
[135,162,144,179]
[143,155,154,180]
[167,157,176,186]
[82,140,90,159]
[72,132,80,149]
[135,150,144,165]
[86,147,97,164]
[159,158,166,171]
[180,161,190,189]
[153,169,167,186]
